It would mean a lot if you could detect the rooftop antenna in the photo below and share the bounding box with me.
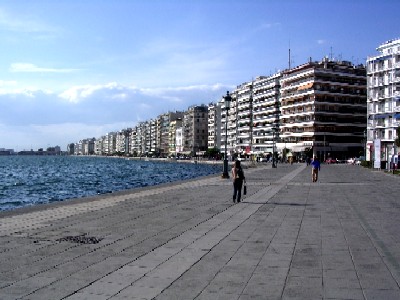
[288,40,291,69]
[330,47,333,61]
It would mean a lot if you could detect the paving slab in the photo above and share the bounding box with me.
[1,163,400,299]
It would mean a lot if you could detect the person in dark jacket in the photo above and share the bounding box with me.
[231,160,245,203]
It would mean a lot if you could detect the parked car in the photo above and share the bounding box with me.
[347,158,355,164]
[325,158,337,164]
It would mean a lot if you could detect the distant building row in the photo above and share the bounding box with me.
[68,58,367,160]
[68,106,208,158]
[68,38,400,161]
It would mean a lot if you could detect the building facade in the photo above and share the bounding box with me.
[252,74,281,154]
[279,58,367,160]
[219,74,281,159]
[168,118,183,156]
[366,38,400,164]
[207,102,221,150]
[182,105,208,155]
[156,111,184,157]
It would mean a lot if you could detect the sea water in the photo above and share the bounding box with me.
[0,156,220,211]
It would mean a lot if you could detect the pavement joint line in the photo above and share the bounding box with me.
[0,166,271,237]
[0,197,232,294]
[2,164,400,299]
[0,175,231,236]
[288,182,369,186]
[344,190,400,289]
[66,165,306,299]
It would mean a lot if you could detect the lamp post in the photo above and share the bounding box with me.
[221,91,231,178]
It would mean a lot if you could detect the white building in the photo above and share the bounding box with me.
[207,102,221,150]
[367,38,400,165]
[219,74,281,159]
[175,127,184,155]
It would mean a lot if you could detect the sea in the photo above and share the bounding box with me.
[0,155,221,212]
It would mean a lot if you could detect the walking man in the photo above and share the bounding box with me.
[311,156,321,182]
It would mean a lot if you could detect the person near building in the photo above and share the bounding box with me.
[231,160,245,203]
[311,156,321,182]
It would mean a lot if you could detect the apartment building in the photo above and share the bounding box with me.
[182,105,208,155]
[84,138,95,155]
[116,129,131,155]
[156,111,184,157]
[219,74,281,159]
[94,136,104,155]
[148,119,156,155]
[176,127,184,155]
[207,102,221,149]
[252,74,281,154]
[279,58,367,160]
[67,143,75,155]
[366,38,400,164]
[132,122,146,156]
[234,81,253,155]
[168,118,183,156]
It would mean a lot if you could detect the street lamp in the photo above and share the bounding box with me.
[221,91,232,178]
[272,127,277,168]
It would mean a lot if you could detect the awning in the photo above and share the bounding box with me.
[394,113,400,119]
[374,55,391,61]
[297,82,313,91]
[374,114,388,119]
[178,151,192,155]
[291,145,308,152]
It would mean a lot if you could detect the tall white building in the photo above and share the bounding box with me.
[252,74,281,154]
[220,74,281,159]
[207,102,221,150]
[367,38,400,164]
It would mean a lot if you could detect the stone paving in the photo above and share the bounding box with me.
[0,163,400,299]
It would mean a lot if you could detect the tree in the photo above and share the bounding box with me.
[395,127,400,148]
[205,147,220,159]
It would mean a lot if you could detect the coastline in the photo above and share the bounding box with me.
[0,156,223,213]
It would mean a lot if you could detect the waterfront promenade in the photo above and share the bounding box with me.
[1,163,400,300]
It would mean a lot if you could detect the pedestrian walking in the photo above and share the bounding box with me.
[231,160,245,203]
[311,156,321,182]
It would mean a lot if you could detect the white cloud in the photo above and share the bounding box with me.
[59,82,134,103]
[258,22,281,31]
[0,80,17,87]
[0,8,58,34]
[317,39,326,45]
[0,82,231,150]
[10,63,79,73]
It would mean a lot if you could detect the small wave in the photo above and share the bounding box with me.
[0,200,24,210]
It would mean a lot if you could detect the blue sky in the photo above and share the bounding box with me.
[0,0,399,151]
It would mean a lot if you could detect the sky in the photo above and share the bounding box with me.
[0,0,399,151]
